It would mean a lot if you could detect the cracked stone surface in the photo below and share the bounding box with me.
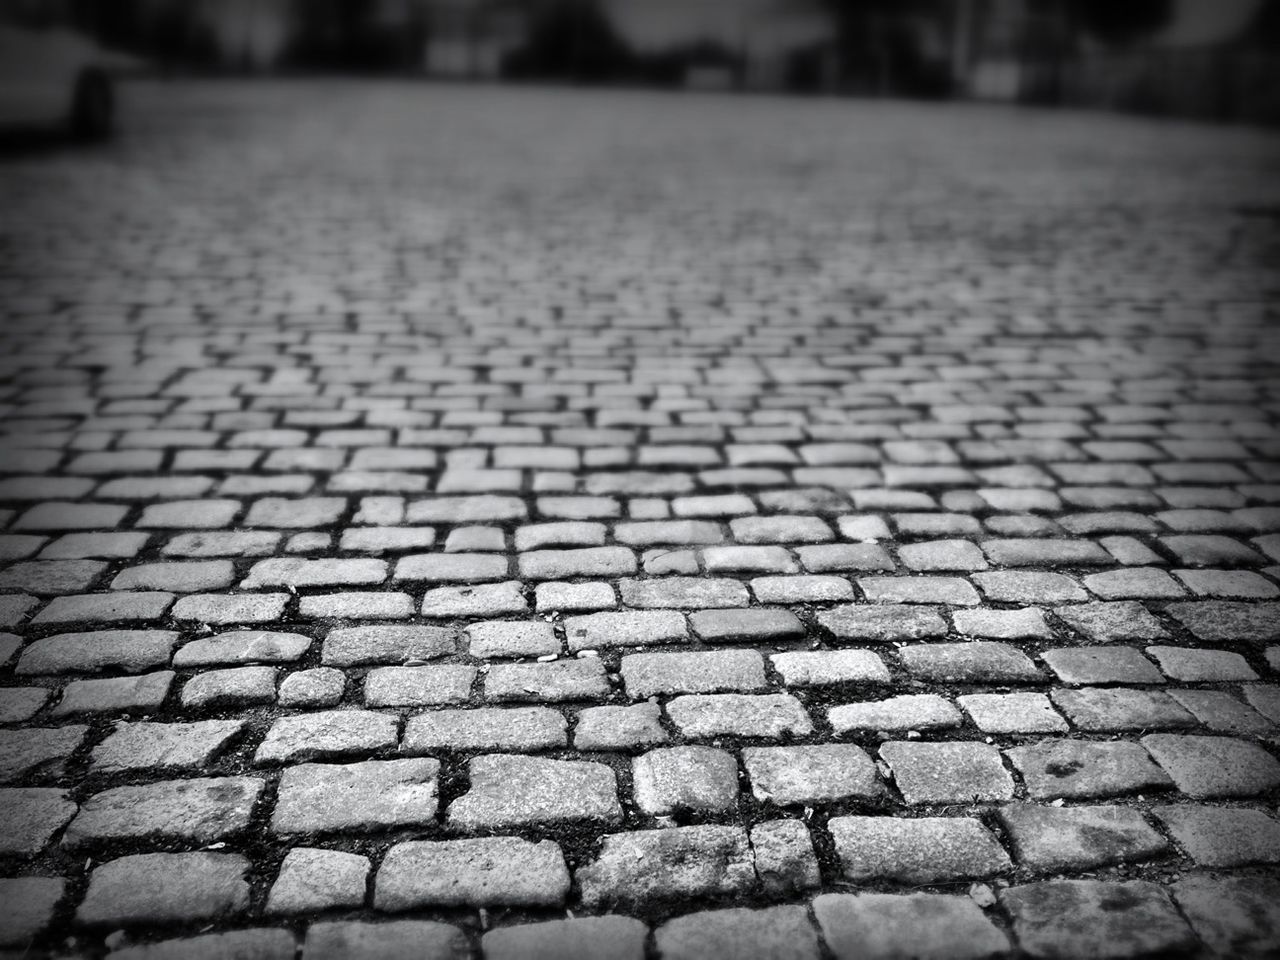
[1,79,1278,957]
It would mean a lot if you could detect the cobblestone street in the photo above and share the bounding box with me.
[1,81,1280,957]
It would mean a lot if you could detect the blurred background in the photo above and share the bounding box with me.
[1,0,1278,124]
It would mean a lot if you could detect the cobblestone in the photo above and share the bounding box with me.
[829,815,1010,884]
[2,83,1279,952]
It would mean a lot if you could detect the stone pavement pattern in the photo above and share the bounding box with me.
[1,82,1279,957]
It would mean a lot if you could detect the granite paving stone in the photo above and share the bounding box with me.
[828,815,1011,884]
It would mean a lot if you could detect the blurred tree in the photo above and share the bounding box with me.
[1070,0,1171,49]
[503,0,631,82]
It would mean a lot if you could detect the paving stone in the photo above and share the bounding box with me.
[63,776,263,848]
[1165,600,1280,643]
[76,852,250,926]
[272,759,439,834]
[137,499,241,529]
[1007,740,1173,800]
[632,745,739,814]
[900,641,1041,683]
[364,665,475,706]
[30,591,175,625]
[622,649,766,698]
[829,815,1009,884]
[110,561,235,593]
[0,726,87,782]
[614,520,721,546]
[53,671,174,716]
[466,620,559,657]
[701,545,797,574]
[1082,567,1186,599]
[240,557,388,589]
[0,632,20,665]
[376,836,569,910]
[743,744,880,804]
[161,531,281,557]
[16,629,180,675]
[898,539,989,572]
[278,667,345,707]
[1050,687,1195,731]
[0,876,65,947]
[0,559,107,594]
[573,702,668,750]
[243,497,345,528]
[1055,601,1168,642]
[0,594,39,627]
[108,928,297,960]
[175,630,311,667]
[564,610,685,651]
[795,543,894,572]
[958,692,1067,733]
[534,580,616,612]
[421,580,529,617]
[972,570,1087,603]
[182,666,277,709]
[983,538,1111,566]
[302,920,467,960]
[1161,534,1266,566]
[997,804,1169,872]
[1153,804,1280,867]
[1244,683,1280,722]
[1145,645,1258,681]
[322,624,456,666]
[265,848,370,915]
[404,707,567,753]
[1041,647,1164,685]
[689,608,804,643]
[577,825,755,908]
[171,593,289,624]
[829,693,962,733]
[666,693,812,740]
[813,892,1010,960]
[655,905,819,960]
[92,719,247,773]
[517,547,636,580]
[750,574,854,602]
[1171,876,1280,959]
[750,819,820,895]
[446,754,621,829]
[952,606,1053,639]
[395,552,509,583]
[770,649,890,685]
[1168,689,1273,734]
[1140,734,1280,797]
[879,741,1013,804]
[817,604,946,642]
[299,591,414,619]
[858,575,980,606]
[14,502,127,531]
[254,710,398,764]
[0,686,50,722]
[1001,880,1195,960]
[485,658,608,702]
[482,919,647,960]
[0,787,76,854]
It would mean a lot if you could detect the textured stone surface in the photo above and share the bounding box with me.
[578,826,755,908]
[483,917,648,960]
[998,804,1169,872]
[77,853,250,926]
[265,848,370,915]
[64,777,263,848]
[272,759,439,833]
[829,816,1011,883]
[656,906,821,960]
[814,893,1010,960]
[447,754,621,828]
[375,837,570,909]
[1002,880,1195,959]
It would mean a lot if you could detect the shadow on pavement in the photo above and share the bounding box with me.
[0,123,112,161]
